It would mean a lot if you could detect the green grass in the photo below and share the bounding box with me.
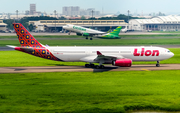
[2,37,180,47]
[152,31,180,33]
[2,34,180,39]
[1,71,180,112]
[1,34,180,47]
[119,34,180,37]
[0,35,82,39]
[0,48,179,67]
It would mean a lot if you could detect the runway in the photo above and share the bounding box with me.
[0,64,180,73]
[0,32,180,36]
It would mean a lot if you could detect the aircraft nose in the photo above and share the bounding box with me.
[168,52,174,58]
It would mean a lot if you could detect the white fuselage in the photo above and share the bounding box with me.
[46,46,174,63]
[63,24,105,34]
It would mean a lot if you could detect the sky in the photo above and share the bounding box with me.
[1,0,180,15]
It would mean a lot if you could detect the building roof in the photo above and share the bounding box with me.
[157,15,180,23]
[135,18,163,24]
[132,15,180,24]
[0,23,7,26]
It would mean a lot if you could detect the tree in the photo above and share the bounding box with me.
[3,19,14,30]
[117,14,144,22]
[28,24,34,31]
[81,16,86,20]
[59,16,66,20]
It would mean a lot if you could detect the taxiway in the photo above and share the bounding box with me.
[0,64,180,73]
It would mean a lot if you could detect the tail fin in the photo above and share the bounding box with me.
[106,29,111,33]
[12,23,62,61]
[109,26,122,36]
[13,23,43,48]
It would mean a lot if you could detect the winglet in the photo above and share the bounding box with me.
[97,51,102,55]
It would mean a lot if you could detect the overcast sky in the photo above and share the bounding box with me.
[0,0,180,15]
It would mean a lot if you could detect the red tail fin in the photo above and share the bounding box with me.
[13,23,43,48]
[13,23,62,61]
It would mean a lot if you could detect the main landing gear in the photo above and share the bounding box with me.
[156,61,160,67]
[85,36,93,40]
[85,64,105,69]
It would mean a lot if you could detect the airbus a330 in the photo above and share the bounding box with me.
[8,23,174,69]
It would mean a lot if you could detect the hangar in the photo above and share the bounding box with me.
[0,20,7,32]
[129,15,180,31]
[29,20,127,32]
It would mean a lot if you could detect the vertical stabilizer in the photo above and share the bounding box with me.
[109,26,122,36]
[13,23,43,48]
[13,23,62,61]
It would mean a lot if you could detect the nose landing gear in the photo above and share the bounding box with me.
[156,61,160,67]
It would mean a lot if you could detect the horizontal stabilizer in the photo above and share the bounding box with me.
[6,45,17,48]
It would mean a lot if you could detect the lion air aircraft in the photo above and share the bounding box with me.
[7,23,174,69]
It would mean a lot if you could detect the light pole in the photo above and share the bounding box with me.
[16,10,19,20]
[54,10,57,32]
[92,10,94,27]
[128,10,130,30]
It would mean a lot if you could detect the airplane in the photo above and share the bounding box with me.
[62,24,122,40]
[7,23,174,69]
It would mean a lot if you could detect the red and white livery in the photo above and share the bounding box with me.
[7,23,174,69]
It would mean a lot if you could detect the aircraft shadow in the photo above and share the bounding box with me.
[131,65,167,68]
[93,66,119,72]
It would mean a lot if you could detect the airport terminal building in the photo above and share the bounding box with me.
[29,20,127,32]
[0,20,7,32]
[129,15,180,31]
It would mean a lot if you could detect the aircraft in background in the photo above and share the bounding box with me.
[121,27,128,33]
[8,23,174,69]
[62,24,122,40]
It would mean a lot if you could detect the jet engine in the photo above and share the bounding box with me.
[112,59,132,67]
[76,32,89,36]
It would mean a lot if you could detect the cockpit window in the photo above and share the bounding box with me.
[167,51,171,53]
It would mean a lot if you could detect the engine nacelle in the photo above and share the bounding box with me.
[112,59,132,67]
[76,32,89,36]
[76,33,82,36]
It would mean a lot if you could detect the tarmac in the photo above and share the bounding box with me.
[1,32,180,73]
[0,64,180,73]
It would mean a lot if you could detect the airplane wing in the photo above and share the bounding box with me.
[79,31,106,36]
[95,51,123,61]
[88,32,106,35]
[80,51,124,62]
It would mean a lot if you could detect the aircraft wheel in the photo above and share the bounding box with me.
[85,64,90,68]
[86,37,88,40]
[90,64,95,67]
[90,38,93,40]
[100,65,104,69]
[95,65,100,69]
[156,61,160,67]
[156,64,160,67]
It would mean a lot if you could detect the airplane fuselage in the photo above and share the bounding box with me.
[11,23,174,68]
[46,46,173,62]
[63,24,122,39]
[63,24,105,34]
